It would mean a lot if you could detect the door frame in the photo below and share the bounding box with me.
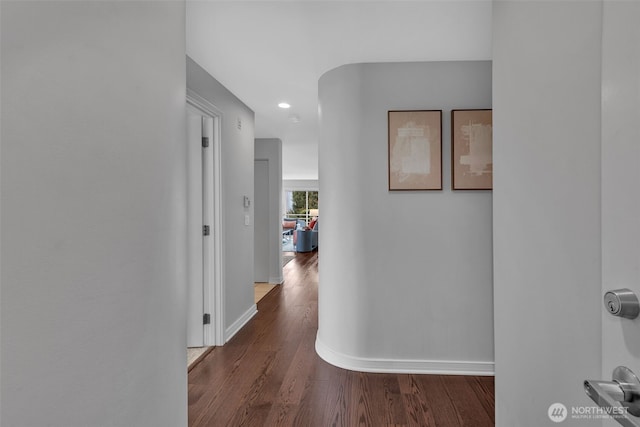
[187,89,225,346]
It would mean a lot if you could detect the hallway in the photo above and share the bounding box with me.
[187,252,495,426]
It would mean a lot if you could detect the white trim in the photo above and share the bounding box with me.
[187,89,223,119]
[225,304,258,343]
[315,336,495,376]
[186,91,225,346]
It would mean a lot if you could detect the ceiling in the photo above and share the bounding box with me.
[186,1,492,180]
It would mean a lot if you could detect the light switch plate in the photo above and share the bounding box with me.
[244,214,250,226]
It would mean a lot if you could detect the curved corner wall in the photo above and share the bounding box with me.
[316,62,494,375]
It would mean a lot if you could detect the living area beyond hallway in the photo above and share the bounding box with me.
[187,252,495,426]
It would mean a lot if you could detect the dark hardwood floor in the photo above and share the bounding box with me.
[188,252,495,427]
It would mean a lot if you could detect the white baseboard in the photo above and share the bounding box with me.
[269,275,283,285]
[225,304,258,343]
[315,336,494,376]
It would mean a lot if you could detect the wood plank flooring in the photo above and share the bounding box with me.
[254,282,278,304]
[188,252,495,427]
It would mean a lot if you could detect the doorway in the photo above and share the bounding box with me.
[186,93,225,359]
[283,189,318,253]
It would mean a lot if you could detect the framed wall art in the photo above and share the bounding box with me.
[451,109,493,190]
[388,110,442,191]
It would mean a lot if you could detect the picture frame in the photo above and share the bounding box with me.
[388,110,442,191]
[451,109,493,190]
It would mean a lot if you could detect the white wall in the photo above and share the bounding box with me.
[255,138,284,284]
[283,179,319,192]
[492,2,602,426]
[254,160,271,282]
[186,57,257,340]
[283,143,319,182]
[1,2,187,426]
[316,61,494,374]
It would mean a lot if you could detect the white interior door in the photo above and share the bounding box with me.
[202,115,215,344]
[187,92,224,347]
[596,3,640,425]
[602,2,640,370]
[187,108,205,347]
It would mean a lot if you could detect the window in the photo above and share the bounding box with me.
[285,190,318,224]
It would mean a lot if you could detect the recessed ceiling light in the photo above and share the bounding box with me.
[278,102,291,109]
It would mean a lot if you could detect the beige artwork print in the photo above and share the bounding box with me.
[389,111,441,190]
[452,110,492,189]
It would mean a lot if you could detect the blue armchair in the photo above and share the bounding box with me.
[294,218,318,252]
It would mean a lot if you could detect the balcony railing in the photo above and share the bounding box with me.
[284,213,315,226]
